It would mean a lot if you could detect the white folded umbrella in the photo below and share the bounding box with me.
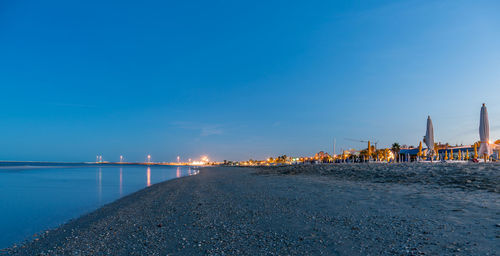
[479,103,492,157]
[423,116,434,155]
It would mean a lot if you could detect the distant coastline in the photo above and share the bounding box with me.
[0,161,206,167]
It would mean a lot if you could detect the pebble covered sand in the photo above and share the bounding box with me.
[258,162,500,193]
[5,165,500,255]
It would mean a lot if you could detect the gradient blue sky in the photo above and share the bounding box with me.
[1,0,499,162]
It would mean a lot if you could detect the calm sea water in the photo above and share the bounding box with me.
[0,163,198,249]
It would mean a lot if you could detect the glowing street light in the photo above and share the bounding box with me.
[120,155,124,163]
[177,156,180,163]
[201,155,209,163]
[147,154,151,163]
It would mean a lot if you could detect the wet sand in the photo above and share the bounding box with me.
[6,165,500,255]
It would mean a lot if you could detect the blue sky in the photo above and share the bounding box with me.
[1,0,499,162]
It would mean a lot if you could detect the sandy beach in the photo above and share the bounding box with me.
[6,165,500,255]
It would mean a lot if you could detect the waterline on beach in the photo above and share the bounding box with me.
[0,164,198,249]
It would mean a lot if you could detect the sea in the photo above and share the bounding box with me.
[0,162,198,249]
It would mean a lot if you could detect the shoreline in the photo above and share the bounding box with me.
[6,166,500,255]
[0,164,198,250]
[3,171,198,253]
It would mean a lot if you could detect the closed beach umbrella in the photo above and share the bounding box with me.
[445,150,448,160]
[423,116,435,156]
[466,149,470,160]
[458,150,462,160]
[418,142,422,158]
[367,141,371,159]
[479,104,492,161]
[450,148,454,160]
[474,143,478,159]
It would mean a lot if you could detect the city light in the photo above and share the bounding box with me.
[189,155,210,166]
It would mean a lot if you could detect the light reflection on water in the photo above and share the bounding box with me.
[119,168,123,196]
[98,167,102,203]
[0,164,197,249]
[147,167,151,187]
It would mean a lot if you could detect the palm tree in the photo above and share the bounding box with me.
[391,143,401,162]
[275,155,288,164]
